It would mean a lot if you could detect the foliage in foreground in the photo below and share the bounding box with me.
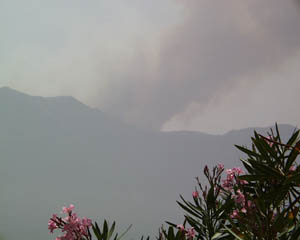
[48,124,300,240]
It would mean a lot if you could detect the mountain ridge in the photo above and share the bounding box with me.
[0,86,295,136]
[0,87,297,240]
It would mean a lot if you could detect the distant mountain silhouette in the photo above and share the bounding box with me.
[0,87,296,240]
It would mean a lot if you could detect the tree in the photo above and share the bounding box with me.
[166,124,300,240]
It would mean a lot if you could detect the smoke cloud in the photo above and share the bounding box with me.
[1,0,300,131]
[97,0,300,129]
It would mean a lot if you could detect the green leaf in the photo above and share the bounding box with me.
[177,201,202,219]
[116,224,132,240]
[168,226,175,240]
[289,222,300,240]
[175,230,185,240]
[235,145,260,158]
[240,159,254,174]
[166,221,178,228]
[103,220,108,240]
[258,134,282,165]
[238,174,269,181]
[211,232,222,240]
[185,215,204,233]
[286,139,300,171]
[252,132,272,163]
[178,195,205,217]
[223,225,244,240]
[108,221,116,240]
[92,224,102,240]
[96,222,102,234]
[275,123,282,144]
[207,187,216,210]
[247,159,282,178]
[286,129,299,146]
[285,174,300,185]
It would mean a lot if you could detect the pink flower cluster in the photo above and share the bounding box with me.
[176,225,196,239]
[289,165,297,172]
[221,167,255,219]
[217,163,224,171]
[48,204,92,240]
[222,167,247,191]
[233,189,245,206]
[230,199,255,219]
[265,136,274,147]
[192,191,199,198]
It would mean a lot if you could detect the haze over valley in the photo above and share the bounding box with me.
[0,87,296,240]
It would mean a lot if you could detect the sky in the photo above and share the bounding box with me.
[1,0,300,134]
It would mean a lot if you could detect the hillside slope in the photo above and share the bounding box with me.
[0,87,296,240]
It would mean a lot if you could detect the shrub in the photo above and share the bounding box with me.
[169,124,300,240]
[49,124,300,240]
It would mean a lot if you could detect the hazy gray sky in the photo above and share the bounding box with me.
[1,0,300,133]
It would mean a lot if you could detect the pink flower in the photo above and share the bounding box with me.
[241,208,247,214]
[232,167,244,175]
[247,200,253,208]
[186,227,195,239]
[48,219,58,233]
[222,167,245,191]
[246,200,256,212]
[265,136,274,147]
[192,191,199,198]
[239,179,248,185]
[49,204,92,240]
[177,224,185,232]
[62,204,75,214]
[222,179,233,190]
[234,189,245,206]
[82,217,92,227]
[202,186,208,199]
[230,210,239,219]
[289,165,297,172]
[226,169,233,175]
[217,163,224,171]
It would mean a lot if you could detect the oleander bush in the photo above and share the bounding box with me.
[49,124,300,240]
